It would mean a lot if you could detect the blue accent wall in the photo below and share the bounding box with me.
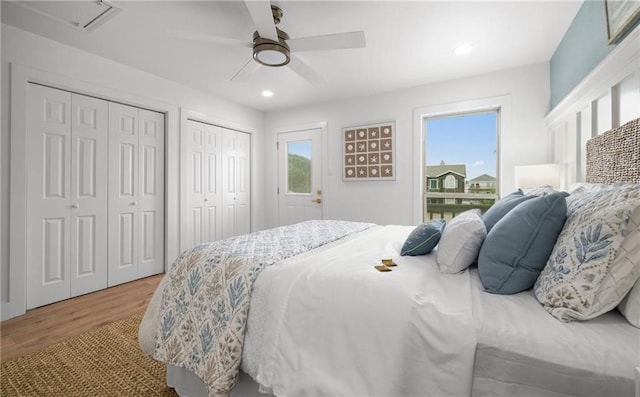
[550,0,616,109]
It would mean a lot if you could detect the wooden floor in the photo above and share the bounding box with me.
[0,274,164,363]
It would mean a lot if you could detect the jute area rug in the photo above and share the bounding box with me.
[1,312,178,396]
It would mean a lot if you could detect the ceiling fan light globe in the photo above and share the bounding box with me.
[253,44,290,67]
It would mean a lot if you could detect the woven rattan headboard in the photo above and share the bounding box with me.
[586,118,640,184]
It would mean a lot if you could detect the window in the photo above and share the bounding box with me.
[423,111,498,221]
[444,175,457,189]
[287,140,312,194]
[429,179,438,190]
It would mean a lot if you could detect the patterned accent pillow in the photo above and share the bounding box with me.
[401,219,445,256]
[568,182,619,195]
[526,185,560,196]
[616,206,640,328]
[436,209,486,274]
[534,185,640,321]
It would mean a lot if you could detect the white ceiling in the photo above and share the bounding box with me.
[2,0,583,112]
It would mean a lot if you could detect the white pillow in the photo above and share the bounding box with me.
[437,209,486,274]
[534,185,640,321]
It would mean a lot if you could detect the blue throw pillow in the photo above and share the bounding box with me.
[478,192,569,294]
[401,219,446,256]
[482,189,536,233]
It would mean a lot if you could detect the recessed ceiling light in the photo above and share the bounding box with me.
[455,44,473,55]
[262,90,274,97]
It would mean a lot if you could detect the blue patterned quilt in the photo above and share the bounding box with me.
[152,220,374,396]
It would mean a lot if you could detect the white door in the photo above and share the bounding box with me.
[138,109,165,278]
[27,85,73,308]
[221,129,251,239]
[185,120,222,247]
[70,93,109,297]
[108,103,165,286]
[26,85,109,308]
[277,128,323,226]
[108,103,139,286]
[235,131,251,235]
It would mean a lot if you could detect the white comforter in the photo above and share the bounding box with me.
[242,225,477,397]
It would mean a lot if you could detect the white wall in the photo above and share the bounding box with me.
[546,25,640,186]
[0,24,265,318]
[264,62,551,228]
[0,25,554,318]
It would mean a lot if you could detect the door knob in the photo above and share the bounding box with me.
[311,198,322,204]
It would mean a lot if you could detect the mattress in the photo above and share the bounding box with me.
[469,267,639,397]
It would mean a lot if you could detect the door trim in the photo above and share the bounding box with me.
[6,63,177,320]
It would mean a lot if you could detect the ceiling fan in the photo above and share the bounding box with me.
[178,0,366,85]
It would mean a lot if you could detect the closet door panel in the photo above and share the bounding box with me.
[70,93,108,297]
[138,109,164,278]
[108,102,139,286]
[222,129,238,239]
[205,205,218,242]
[221,129,251,239]
[186,120,221,246]
[26,84,72,309]
[235,132,251,236]
[204,126,222,242]
[186,120,205,247]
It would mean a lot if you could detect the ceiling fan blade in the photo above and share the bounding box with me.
[289,31,366,52]
[288,55,325,86]
[244,0,279,41]
[173,30,251,48]
[231,59,261,82]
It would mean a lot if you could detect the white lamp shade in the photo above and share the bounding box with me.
[514,164,565,190]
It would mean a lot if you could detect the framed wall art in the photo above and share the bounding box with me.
[605,0,640,44]
[343,121,395,181]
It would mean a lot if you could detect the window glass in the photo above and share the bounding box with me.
[287,141,312,194]
[424,111,498,221]
[444,175,457,189]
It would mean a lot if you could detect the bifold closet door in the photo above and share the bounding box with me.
[185,120,222,247]
[26,84,108,309]
[108,103,164,286]
[221,129,251,239]
[70,93,109,296]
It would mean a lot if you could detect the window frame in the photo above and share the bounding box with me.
[413,95,510,224]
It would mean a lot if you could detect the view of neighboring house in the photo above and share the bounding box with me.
[424,162,497,221]
[425,161,467,196]
[467,174,496,194]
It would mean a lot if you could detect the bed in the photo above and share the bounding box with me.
[139,117,640,397]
